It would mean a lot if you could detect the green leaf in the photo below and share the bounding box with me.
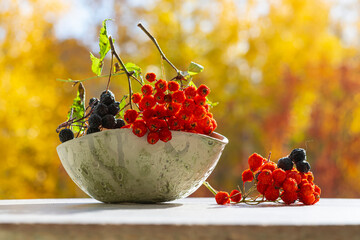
[67,83,86,133]
[187,62,204,76]
[116,95,128,119]
[99,19,112,61]
[90,52,102,76]
[124,62,142,79]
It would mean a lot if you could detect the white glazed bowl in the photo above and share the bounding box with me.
[56,128,228,203]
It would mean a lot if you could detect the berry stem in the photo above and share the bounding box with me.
[109,36,133,110]
[106,53,114,92]
[203,181,218,196]
[267,151,272,162]
[137,23,185,82]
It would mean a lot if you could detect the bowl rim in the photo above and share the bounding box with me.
[57,128,228,149]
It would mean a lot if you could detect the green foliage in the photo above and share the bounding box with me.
[124,62,142,79]
[117,95,128,119]
[187,62,204,76]
[67,83,85,133]
[90,19,112,76]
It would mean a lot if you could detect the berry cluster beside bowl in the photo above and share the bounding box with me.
[204,148,321,206]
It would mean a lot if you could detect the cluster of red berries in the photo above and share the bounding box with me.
[122,73,217,144]
[208,149,321,206]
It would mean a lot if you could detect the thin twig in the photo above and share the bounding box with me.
[109,36,133,109]
[137,23,179,73]
[106,53,114,92]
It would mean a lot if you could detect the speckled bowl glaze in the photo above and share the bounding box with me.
[56,128,228,203]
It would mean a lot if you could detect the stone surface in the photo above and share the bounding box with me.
[57,129,228,203]
[0,198,359,240]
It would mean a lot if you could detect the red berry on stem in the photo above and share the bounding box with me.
[282,178,298,192]
[141,84,154,96]
[242,169,254,182]
[155,79,167,92]
[154,91,165,104]
[264,185,280,201]
[145,72,156,82]
[258,169,273,185]
[248,153,264,172]
[184,86,197,99]
[281,191,298,204]
[215,191,230,205]
[168,81,180,92]
[147,132,160,144]
[140,95,156,110]
[256,183,269,195]
[159,128,172,142]
[172,91,186,103]
[132,120,147,137]
[124,109,138,123]
[194,95,206,106]
[197,84,210,97]
[230,190,242,203]
[132,93,142,104]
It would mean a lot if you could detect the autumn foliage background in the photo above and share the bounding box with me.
[1,0,360,199]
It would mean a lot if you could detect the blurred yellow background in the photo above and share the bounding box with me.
[1,0,360,199]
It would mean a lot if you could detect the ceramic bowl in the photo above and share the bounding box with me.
[56,128,228,203]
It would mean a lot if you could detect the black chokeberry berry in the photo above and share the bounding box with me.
[114,118,125,128]
[296,161,311,173]
[94,103,108,117]
[102,114,116,129]
[277,157,293,171]
[100,90,115,105]
[86,127,100,135]
[59,128,74,143]
[89,97,99,107]
[88,113,102,128]
[289,148,306,163]
[108,101,120,116]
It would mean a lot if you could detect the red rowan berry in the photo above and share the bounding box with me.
[264,185,280,201]
[185,121,198,131]
[147,132,160,144]
[314,185,321,195]
[159,128,172,142]
[168,81,180,92]
[141,84,153,96]
[183,99,196,112]
[155,79,167,92]
[307,172,314,182]
[132,93,142,104]
[282,178,298,192]
[154,104,167,118]
[167,102,181,116]
[168,116,183,130]
[124,109,138,123]
[197,84,210,97]
[207,112,213,118]
[154,91,165,104]
[193,105,207,120]
[146,118,162,132]
[215,191,230,205]
[172,91,186,103]
[202,124,214,135]
[272,168,287,185]
[287,170,302,184]
[248,153,264,172]
[204,104,210,111]
[260,162,277,172]
[198,116,211,128]
[300,193,316,205]
[142,109,155,120]
[184,86,197,99]
[145,72,156,82]
[258,169,273,185]
[194,95,206,106]
[281,191,298,204]
[140,95,156,110]
[164,94,172,103]
[313,192,320,204]
[177,109,192,122]
[300,183,314,197]
[132,120,147,137]
[230,189,242,203]
[242,169,254,182]
[257,183,269,195]
[211,118,217,130]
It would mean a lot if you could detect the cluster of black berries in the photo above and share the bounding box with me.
[277,148,311,173]
[58,90,126,143]
[87,90,125,134]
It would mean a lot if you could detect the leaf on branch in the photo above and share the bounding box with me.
[90,52,102,76]
[99,19,112,61]
[116,95,128,119]
[188,62,204,76]
[67,83,86,133]
[124,62,142,79]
